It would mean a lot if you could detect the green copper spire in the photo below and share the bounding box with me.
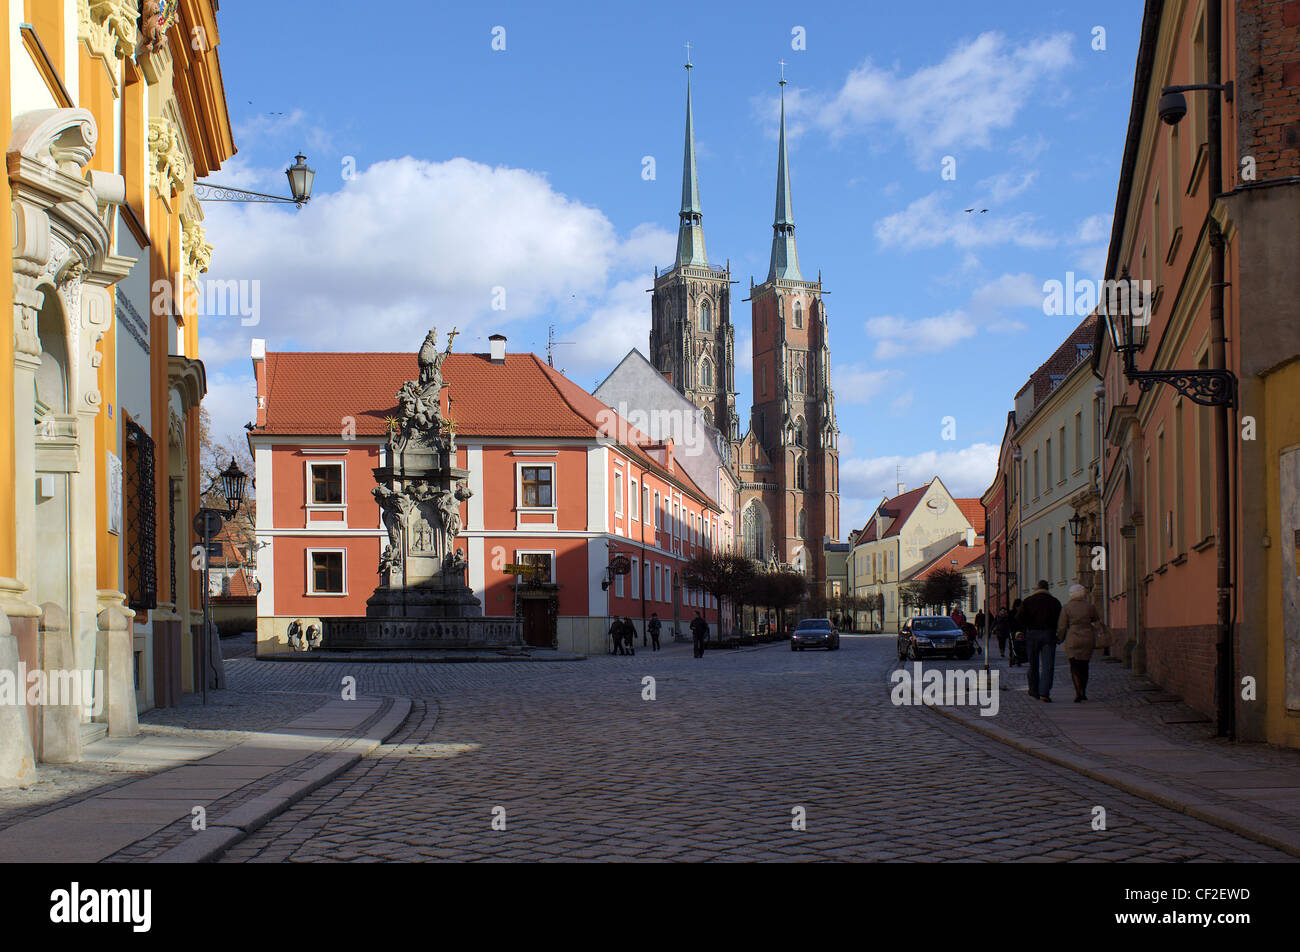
[675,49,708,269]
[767,70,802,282]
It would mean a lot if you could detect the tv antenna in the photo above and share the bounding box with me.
[546,323,574,371]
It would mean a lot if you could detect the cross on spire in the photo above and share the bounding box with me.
[778,59,788,86]
[684,41,693,70]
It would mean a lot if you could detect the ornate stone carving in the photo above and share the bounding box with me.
[147,116,188,197]
[182,217,212,285]
[80,0,140,60]
[137,0,174,56]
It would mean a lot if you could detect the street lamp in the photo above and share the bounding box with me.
[1067,512,1099,547]
[194,153,315,207]
[196,457,249,704]
[1102,271,1236,407]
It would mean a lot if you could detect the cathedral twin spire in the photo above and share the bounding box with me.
[672,57,803,282]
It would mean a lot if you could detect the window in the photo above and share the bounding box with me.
[615,572,624,597]
[630,479,639,520]
[700,299,712,333]
[743,505,764,560]
[308,550,345,594]
[795,456,806,490]
[1047,532,1053,583]
[614,471,624,516]
[516,550,554,583]
[794,366,805,395]
[1033,450,1040,498]
[1060,528,1068,582]
[760,364,766,396]
[1158,429,1167,557]
[794,417,805,447]
[1196,355,1213,538]
[310,462,343,505]
[1044,440,1052,492]
[797,509,808,538]
[655,565,662,601]
[520,465,554,508]
[654,491,662,529]
[700,357,713,388]
[1074,412,1084,473]
[1174,401,1186,553]
[673,502,680,540]
[631,558,639,598]
[643,560,650,599]
[794,300,803,329]
[1058,426,1066,481]
[643,485,651,524]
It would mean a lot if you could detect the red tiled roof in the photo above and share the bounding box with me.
[854,485,929,543]
[908,541,987,581]
[955,498,985,531]
[257,350,714,506]
[1025,314,1099,410]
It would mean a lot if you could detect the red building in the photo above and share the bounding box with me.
[247,338,721,655]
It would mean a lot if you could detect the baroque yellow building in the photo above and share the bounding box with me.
[0,0,234,786]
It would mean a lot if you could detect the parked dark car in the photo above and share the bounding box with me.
[897,615,972,660]
[791,618,840,651]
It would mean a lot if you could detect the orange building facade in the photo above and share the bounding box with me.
[249,343,723,656]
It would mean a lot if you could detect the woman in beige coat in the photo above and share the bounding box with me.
[1057,584,1105,702]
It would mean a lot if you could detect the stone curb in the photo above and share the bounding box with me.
[924,700,1300,859]
[150,696,413,863]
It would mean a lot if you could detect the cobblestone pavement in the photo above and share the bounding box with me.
[220,635,1293,862]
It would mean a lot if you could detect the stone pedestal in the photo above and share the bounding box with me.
[96,591,138,737]
[0,605,37,788]
[37,603,82,764]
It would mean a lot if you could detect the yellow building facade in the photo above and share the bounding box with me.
[0,0,234,786]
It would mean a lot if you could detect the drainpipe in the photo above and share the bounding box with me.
[1207,0,1235,739]
[1095,384,1109,651]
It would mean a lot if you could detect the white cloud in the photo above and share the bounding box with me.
[890,390,915,415]
[807,32,1074,160]
[969,272,1043,313]
[866,309,977,359]
[198,156,666,443]
[1076,213,1112,244]
[977,169,1038,205]
[834,364,901,404]
[840,442,1000,503]
[874,192,1055,251]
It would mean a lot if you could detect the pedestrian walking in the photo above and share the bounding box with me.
[690,611,708,659]
[951,606,967,629]
[1058,584,1106,702]
[1008,598,1025,666]
[609,617,624,655]
[974,609,986,639]
[648,612,662,651]
[1019,581,1063,701]
[994,608,1009,658]
[622,616,636,655]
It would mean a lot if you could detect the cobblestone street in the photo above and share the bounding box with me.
[215,636,1291,862]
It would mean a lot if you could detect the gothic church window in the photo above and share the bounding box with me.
[796,456,807,490]
[794,366,805,395]
[700,299,712,333]
[700,356,714,388]
[794,300,803,329]
[794,417,806,447]
[742,504,765,561]
[797,509,808,539]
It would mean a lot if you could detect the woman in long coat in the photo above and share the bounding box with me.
[1057,584,1105,702]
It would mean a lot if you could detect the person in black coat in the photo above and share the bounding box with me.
[1019,581,1064,701]
[690,612,708,659]
[648,613,662,651]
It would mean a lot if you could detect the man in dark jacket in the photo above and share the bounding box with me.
[1020,581,1063,701]
[648,613,662,651]
[690,612,708,659]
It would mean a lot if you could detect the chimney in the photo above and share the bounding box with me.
[662,370,673,385]
[488,334,506,363]
[251,339,267,428]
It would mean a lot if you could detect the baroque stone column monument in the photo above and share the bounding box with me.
[324,329,522,649]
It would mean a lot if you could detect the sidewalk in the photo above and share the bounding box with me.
[0,693,410,863]
[927,649,1300,857]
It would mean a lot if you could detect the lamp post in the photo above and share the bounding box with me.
[194,153,316,207]
[196,457,248,704]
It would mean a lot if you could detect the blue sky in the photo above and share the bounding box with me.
[197,0,1141,533]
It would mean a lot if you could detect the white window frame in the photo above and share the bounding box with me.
[306,548,347,596]
[516,462,557,512]
[614,470,624,517]
[654,491,662,529]
[306,460,345,507]
[631,557,639,598]
[514,549,557,584]
[643,485,651,525]
[630,479,639,521]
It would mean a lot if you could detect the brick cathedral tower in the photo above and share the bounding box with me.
[736,75,840,583]
[649,58,739,440]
